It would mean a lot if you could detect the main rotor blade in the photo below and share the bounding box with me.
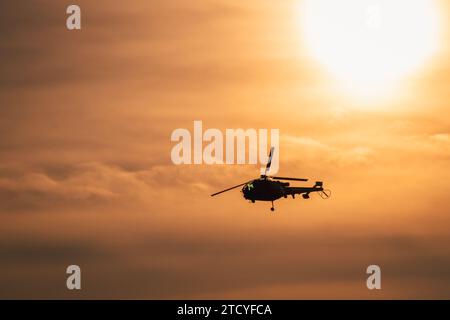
[270,176,308,182]
[210,181,250,197]
[264,146,275,176]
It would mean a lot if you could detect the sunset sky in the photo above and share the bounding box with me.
[1,0,449,299]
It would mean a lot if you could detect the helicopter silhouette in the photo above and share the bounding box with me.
[211,147,330,211]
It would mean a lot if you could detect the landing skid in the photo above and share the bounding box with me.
[249,199,275,211]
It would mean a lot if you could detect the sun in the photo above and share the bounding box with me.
[301,0,440,100]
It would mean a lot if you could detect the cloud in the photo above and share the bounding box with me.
[0,161,251,213]
[431,133,450,143]
[281,134,375,168]
[1,226,449,299]
[0,0,449,299]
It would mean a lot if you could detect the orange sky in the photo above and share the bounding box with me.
[0,0,449,299]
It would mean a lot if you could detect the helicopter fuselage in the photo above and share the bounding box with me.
[242,178,288,201]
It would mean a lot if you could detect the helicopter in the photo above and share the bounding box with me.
[211,147,330,211]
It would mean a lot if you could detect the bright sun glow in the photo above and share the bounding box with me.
[301,0,440,100]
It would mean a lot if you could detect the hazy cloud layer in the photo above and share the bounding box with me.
[0,0,449,298]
